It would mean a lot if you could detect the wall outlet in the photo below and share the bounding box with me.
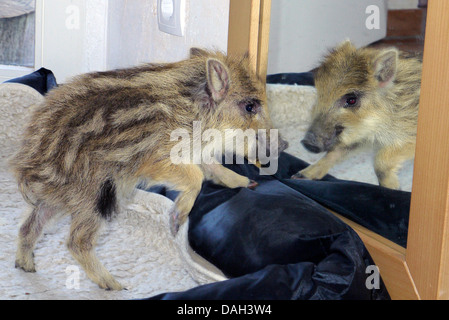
[157,0,186,37]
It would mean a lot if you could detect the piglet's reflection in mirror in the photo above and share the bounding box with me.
[292,40,422,190]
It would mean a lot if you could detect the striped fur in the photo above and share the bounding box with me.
[11,49,279,290]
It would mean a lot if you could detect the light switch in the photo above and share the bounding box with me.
[160,0,174,20]
[157,0,185,37]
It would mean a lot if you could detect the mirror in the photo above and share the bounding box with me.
[266,0,427,192]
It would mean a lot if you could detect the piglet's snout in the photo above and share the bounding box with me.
[301,131,323,154]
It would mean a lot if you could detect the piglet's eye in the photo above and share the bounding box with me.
[241,99,260,114]
[344,95,358,108]
[245,103,255,113]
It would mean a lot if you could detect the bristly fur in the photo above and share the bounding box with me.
[11,48,284,290]
[293,40,422,190]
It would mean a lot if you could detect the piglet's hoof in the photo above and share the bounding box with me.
[247,180,258,190]
[291,173,308,180]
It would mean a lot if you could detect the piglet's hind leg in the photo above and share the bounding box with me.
[15,203,56,272]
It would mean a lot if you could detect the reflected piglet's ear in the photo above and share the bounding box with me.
[373,49,398,88]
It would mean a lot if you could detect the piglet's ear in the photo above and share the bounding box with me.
[373,49,398,88]
[190,47,208,58]
[206,58,230,103]
[336,39,354,51]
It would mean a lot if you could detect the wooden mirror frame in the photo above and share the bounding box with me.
[228,0,449,300]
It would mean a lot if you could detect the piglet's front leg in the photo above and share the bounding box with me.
[144,163,204,235]
[168,162,258,235]
[292,147,349,180]
[201,162,258,189]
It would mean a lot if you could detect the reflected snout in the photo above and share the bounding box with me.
[301,131,324,154]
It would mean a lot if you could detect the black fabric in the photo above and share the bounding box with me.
[4,67,57,95]
[144,152,407,300]
[266,72,315,86]
[275,154,410,248]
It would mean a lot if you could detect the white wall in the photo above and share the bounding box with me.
[36,0,229,83]
[107,0,229,69]
[267,0,387,74]
[36,0,108,82]
[43,0,110,78]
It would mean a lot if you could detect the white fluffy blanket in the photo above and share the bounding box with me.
[0,82,413,300]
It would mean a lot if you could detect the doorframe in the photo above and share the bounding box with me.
[227,0,271,81]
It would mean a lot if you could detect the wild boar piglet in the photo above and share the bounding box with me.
[11,48,286,290]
